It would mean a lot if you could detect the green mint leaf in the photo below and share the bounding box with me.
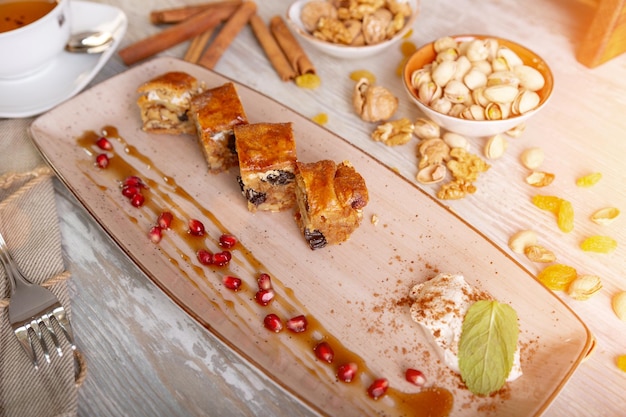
[458,300,519,396]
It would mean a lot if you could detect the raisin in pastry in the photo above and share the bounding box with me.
[234,122,297,212]
[136,71,201,135]
[190,82,248,173]
[294,160,369,249]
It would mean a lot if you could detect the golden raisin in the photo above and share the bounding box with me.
[400,40,417,57]
[295,73,321,89]
[576,172,602,187]
[350,70,376,84]
[557,200,575,233]
[617,355,626,372]
[311,113,328,125]
[396,55,409,77]
[580,235,618,253]
[531,195,562,214]
[537,264,577,291]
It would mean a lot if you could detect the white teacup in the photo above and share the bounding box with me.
[0,0,71,79]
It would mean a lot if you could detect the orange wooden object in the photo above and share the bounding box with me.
[577,0,626,67]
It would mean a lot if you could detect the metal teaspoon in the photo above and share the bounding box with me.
[65,31,114,54]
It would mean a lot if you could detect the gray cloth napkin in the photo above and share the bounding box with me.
[0,118,83,417]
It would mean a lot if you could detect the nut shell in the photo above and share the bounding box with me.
[352,78,398,122]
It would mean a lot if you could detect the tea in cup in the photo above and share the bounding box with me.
[0,0,71,79]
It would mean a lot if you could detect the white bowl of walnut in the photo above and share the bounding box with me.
[286,0,419,59]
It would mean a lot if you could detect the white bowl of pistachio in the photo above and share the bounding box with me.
[403,34,554,137]
[286,0,419,59]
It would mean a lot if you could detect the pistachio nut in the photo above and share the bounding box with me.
[431,60,457,87]
[430,97,453,114]
[463,68,488,90]
[413,118,440,139]
[484,133,508,159]
[512,89,540,115]
[525,171,555,187]
[506,123,526,138]
[590,207,620,225]
[442,132,469,150]
[513,65,545,91]
[495,46,524,68]
[443,79,470,104]
[433,36,457,53]
[520,147,544,169]
[416,163,447,184]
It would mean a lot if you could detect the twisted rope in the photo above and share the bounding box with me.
[0,166,53,211]
[74,349,88,388]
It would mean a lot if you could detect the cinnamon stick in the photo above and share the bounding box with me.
[150,0,242,24]
[119,5,235,66]
[269,15,316,76]
[184,30,215,63]
[198,1,257,70]
[249,14,296,81]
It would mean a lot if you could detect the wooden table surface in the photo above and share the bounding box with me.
[43,0,626,416]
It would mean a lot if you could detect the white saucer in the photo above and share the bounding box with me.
[0,1,127,119]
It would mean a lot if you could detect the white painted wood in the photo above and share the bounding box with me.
[50,0,626,416]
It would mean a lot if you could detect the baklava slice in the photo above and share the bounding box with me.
[294,160,369,249]
[234,122,297,212]
[136,71,201,135]
[190,82,249,173]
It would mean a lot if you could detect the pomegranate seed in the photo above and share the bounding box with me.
[313,342,334,363]
[197,249,213,265]
[121,184,140,198]
[130,193,145,207]
[367,378,389,400]
[95,154,109,168]
[123,175,144,187]
[286,315,308,333]
[96,136,112,150]
[405,368,426,387]
[148,226,162,243]
[337,363,358,383]
[188,219,205,236]
[255,289,275,306]
[212,251,231,267]
[157,211,173,229]
[263,313,283,332]
[257,273,272,290]
[219,233,237,248]
[222,275,242,291]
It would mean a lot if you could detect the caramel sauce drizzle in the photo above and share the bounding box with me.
[76,125,453,416]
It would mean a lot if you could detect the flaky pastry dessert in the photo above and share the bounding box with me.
[234,122,298,212]
[294,160,368,249]
[136,71,202,135]
[190,82,249,173]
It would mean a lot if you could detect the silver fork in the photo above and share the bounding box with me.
[0,229,75,369]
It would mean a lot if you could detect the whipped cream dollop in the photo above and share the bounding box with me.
[409,273,522,381]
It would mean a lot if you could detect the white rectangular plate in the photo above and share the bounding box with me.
[30,57,593,417]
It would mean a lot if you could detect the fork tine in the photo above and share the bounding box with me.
[15,325,40,370]
[31,319,51,364]
[40,313,63,357]
[52,305,75,349]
